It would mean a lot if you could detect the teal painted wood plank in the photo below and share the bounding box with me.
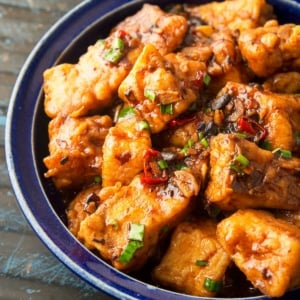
[0,276,112,299]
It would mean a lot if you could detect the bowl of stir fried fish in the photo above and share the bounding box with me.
[6,0,300,299]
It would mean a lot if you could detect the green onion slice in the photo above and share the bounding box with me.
[195,260,208,267]
[235,153,249,167]
[119,223,145,264]
[157,159,168,170]
[104,48,123,63]
[181,139,194,156]
[175,162,188,170]
[93,175,102,184]
[118,106,136,119]
[200,137,209,148]
[160,103,173,115]
[119,240,143,264]
[144,89,156,102]
[112,37,125,50]
[260,139,272,150]
[203,277,222,292]
[128,223,145,242]
[137,120,150,131]
[203,73,211,86]
[272,148,292,159]
[229,153,250,175]
[236,132,247,139]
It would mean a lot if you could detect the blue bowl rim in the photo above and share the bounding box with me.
[5,0,300,299]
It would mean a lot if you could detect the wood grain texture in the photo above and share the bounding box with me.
[0,0,114,298]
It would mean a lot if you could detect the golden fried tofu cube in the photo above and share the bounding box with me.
[44,36,143,118]
[118,44,202,133]
[239,23,300,77]
[217,209,300,297]
[205,133,300,211]
[78,171,200,272]
[101,116,152,187]
[67,184,101,236]
[153,219,231,297]
[112,4,188,56]
[186,0,274,32]
[43,114,112,190]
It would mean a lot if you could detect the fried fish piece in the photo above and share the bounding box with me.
[44,33,143,118]
[217,209,300,297]
[205,133,300,211]
[239,22,300,77]
[263,72,300,94]
[118,44,205,133]
[78,171,200,272]
[153,218,231,297]
[101,115,152,187]
[213,81,300,152]
[44,4,188,118]
[186,0,274,32]
[43,114,112,190]
[112,4,188,56]
[67,184,101,236]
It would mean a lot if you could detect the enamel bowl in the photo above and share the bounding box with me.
[6,0,300,299]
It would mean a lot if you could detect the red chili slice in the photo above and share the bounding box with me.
[116,29,131,43]
[191,71,204,88]
[168,115,198,129]
[141,149,168,185]
[237,116,268,141]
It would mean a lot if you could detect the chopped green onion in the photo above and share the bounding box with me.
[198,132,204,140]
[112,37,125,50]
[260,140,272,150]
[119,223,145,264]
[104,37,125,63]
[205,107,212,113]
[272,148,292,159]
[93,175,102,184]
[144,89,156,102]
[203,277,222,292]
[160,103,173,115]
[236,132,247,139]
[181,139,194,156]
[200,137,209,148]
[119,240,143,264]
[229,163,240,173]
[195,260,208,267]
[137,120,150,131]
[203,73,211,86]
[104,48,123,63]
[128,223,145,241]
[229,153,250,175]
[235,154,249,167]
[175,162,188,170]
[157,159,168,170]
[118,106,136,119]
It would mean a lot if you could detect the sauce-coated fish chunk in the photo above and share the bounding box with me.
[217,209,300,297]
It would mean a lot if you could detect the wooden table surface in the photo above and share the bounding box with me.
[0,0,114,299]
